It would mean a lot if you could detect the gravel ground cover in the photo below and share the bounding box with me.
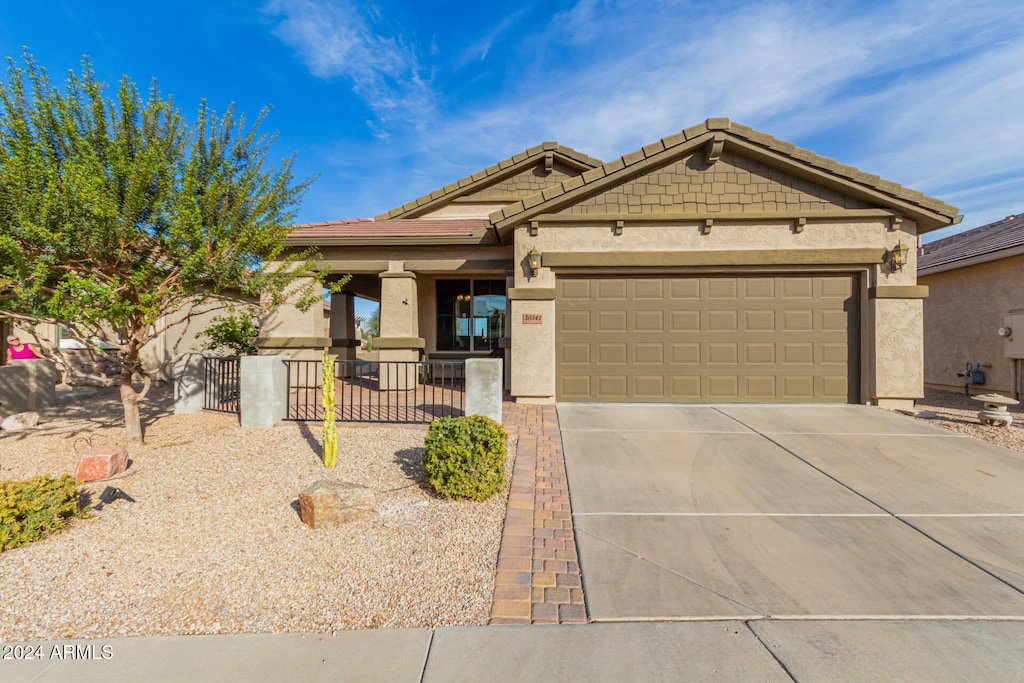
[904,388,1024,453]
[0,384,513,640]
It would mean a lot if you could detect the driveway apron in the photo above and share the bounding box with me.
[558,404,1024,621]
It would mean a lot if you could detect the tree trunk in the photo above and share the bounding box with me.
[120,380,144,445]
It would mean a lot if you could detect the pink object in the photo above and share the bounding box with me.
[74,445,129,482]
[8,344,39,360]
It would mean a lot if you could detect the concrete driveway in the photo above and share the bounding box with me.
[558,404,1024,621]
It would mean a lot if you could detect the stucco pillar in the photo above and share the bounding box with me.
[329,291,359,376]
[256,276,329,361]
[173,353,206,414]
[377,268,422,390]
[239,355,289,428]
[870,297,924,409]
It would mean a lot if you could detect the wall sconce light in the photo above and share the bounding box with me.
[889,240,909,272]
[527,247,542,275]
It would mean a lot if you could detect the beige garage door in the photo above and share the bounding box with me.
[556,274,859,403]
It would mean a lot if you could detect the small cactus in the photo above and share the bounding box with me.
[322,354,338,467]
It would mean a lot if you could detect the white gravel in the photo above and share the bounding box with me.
[906,388,1024,453]
[0,384,513,640]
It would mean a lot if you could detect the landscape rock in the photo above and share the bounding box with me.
[74,445,129,482]
[1,411,40,431]
[299,480,378,529]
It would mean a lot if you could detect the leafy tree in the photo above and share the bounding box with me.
[198,308,260,356]
[0,51,333,443]
[363,307,380,338]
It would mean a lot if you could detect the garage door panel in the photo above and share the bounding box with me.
[597,376,628,398]
[596,310,627,332]
[634,310,665,332]
[707,310,739,332]
[634,375,665,397]
[560,310,591,332]
[745,310,775,332]
[670,376,702,397]
[556,275,859,403]
[634,343,665,364]
[561,343,591,364]
[707,375,740,398]
[782,309,814,332]
[745,343,776,364]
[706,278,739,299]
[672,343,701,364]
[783,343,814,365]
[634,279,664,299]
[671,310,701,332]
[596,279,627,299]
[707,343,739,364]
[597,343,627,364]
[560,279,591,300]
[746,376,777,398]
[782,278,814,298]
[669,279,700,299]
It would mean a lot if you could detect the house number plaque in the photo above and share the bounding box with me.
[522,313,543,324]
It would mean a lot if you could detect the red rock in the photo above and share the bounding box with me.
[74,445,129,482]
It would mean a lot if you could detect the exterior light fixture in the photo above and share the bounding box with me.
[889,240,909,272]
[527,247,542,274]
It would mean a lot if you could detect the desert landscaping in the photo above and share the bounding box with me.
[0,384,514,641]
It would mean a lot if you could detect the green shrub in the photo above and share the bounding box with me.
[422,415,507,501]
[0,474,90,552]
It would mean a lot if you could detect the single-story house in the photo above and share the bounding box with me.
[919,213,1024,398]
[261,118,961,410]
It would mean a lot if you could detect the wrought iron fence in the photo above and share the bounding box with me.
[203,356,240,414]
[286,359,464,423]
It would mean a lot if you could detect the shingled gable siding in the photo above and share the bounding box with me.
[466,160,588,202]
[558,149,875,216]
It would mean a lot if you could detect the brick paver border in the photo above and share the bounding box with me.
[491,402,587,625]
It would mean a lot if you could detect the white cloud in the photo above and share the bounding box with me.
[263,0,437,133]
[401,0,1023,228]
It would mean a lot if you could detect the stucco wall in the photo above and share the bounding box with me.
[920,253,1024,395]
[510,216,921,405]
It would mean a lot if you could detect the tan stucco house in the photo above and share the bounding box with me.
[919,213,1024,398]
[262,118,961,409]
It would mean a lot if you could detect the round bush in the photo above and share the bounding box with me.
[422,415,507,501]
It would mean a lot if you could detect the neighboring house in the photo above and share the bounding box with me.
[262,118,960,410]
[919,213,1024,398]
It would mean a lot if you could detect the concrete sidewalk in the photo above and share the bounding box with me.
[5,620,1024,682]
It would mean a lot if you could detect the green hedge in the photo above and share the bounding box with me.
[422,415,507,501]
[0,474,90,552]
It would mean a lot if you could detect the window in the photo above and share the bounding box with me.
[436,279,506,352]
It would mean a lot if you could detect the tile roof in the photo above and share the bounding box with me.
[374,142,602,220]
[288,218,488,242]
[489,118,961,233]
[919,213,1024,272]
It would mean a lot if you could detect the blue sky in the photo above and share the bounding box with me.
[3,0,1023,320]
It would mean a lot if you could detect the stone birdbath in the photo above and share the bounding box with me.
[971,393,1020,427]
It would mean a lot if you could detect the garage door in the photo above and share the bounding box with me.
[556,274,859,403]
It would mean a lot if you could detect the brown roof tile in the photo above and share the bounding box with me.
[919,213,1024,272]
[374,143,602,221]
[489,118,961,232]
[288,218,488,240]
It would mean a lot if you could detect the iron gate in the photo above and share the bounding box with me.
[203,356,240,414]
[285,359,464,423]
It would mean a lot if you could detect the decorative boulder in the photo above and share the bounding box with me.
[299,480,378,529]
[1,411,40,431]
[75,445,129,482]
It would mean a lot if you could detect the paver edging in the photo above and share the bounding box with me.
[490,402,587,625]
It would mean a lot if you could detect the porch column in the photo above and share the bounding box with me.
[376,267,423,390]
[256,275,330,361]
[329,291,360,373]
